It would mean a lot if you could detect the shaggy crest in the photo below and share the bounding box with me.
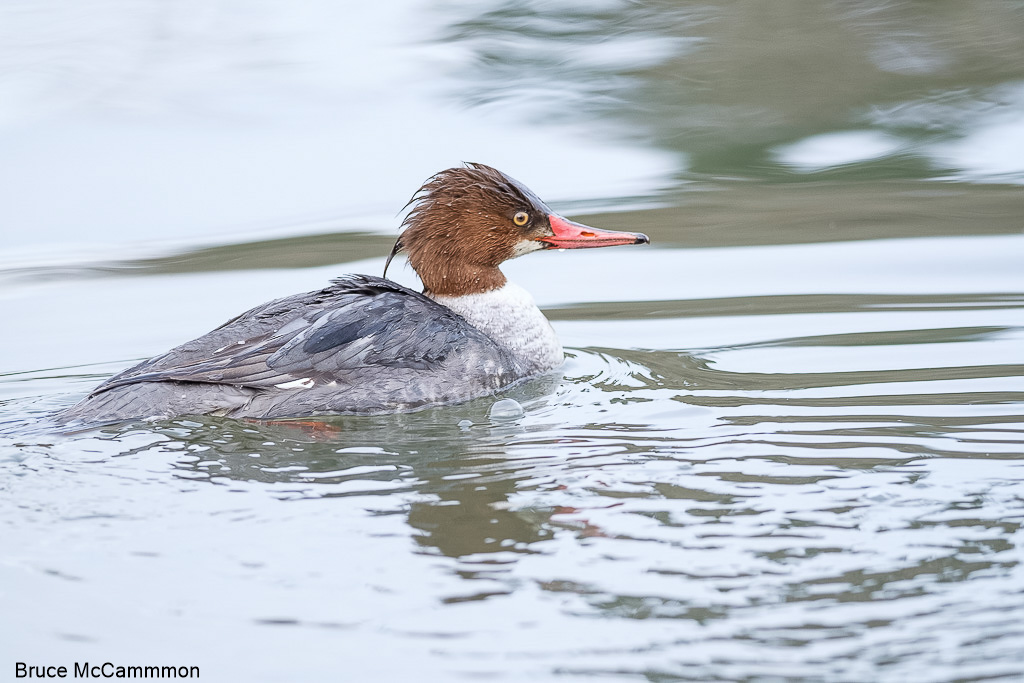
[384,163,553,296]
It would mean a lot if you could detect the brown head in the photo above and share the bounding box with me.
[384,162,649,296]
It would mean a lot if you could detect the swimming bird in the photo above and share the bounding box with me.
[58,163,649,423]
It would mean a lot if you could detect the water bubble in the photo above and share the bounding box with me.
[488,398,524,421]
[457,419,473,430]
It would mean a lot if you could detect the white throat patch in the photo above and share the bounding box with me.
[510,239,547,259]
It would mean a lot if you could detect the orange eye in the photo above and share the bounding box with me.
[513,211,530,226]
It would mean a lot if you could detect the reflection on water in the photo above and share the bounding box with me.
[2,0,1024,680]
[6,258,1023,677]
[4,319,1023,677]
[444,0,1024,182]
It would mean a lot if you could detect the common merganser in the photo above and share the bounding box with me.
[58,163,649,423]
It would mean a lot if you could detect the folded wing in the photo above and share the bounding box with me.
[61,275,523,421]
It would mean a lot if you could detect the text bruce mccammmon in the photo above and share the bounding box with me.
[15,662,200,678]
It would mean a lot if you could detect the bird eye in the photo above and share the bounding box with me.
[513,211,530,226]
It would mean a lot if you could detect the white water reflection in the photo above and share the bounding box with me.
[866,81,1024,183]
[930,85,1024,183]
[0,0,676,256]
[778,85,1024,179]
[774,130,904,171]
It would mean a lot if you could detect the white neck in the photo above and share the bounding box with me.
[430,281,564,376]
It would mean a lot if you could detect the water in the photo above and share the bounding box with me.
[3,2,1024,680]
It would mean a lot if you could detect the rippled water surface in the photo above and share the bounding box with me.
[3,1,1024,680]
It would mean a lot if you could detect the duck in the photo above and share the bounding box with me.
[57,163,649,423]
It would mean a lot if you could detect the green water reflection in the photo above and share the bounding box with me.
[445,0,1024,182]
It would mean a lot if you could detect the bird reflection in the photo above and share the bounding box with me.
[108,375,568,563]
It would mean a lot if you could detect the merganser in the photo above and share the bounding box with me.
[58,163,649,423]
